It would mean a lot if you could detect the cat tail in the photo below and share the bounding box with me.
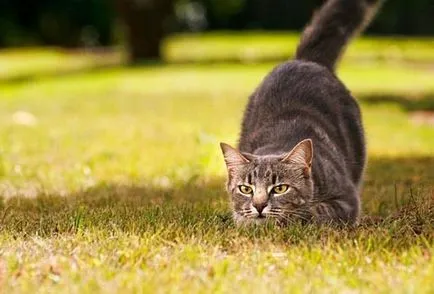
[295,0,383,72]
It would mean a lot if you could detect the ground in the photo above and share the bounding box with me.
[0,33,433,293]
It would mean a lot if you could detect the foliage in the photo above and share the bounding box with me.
[0,0,114,47]
[1,0,434,48]
[198,0,434,35]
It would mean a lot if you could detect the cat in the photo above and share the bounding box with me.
[220,0,383,226]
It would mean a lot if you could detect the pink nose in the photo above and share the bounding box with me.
[253,202,268,214]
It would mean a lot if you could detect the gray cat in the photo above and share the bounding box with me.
[220,0,383,226]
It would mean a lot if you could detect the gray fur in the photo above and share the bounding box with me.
[220,0,383,226]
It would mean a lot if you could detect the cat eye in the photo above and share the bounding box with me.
[272,184,290,194]
[238,185,253,195]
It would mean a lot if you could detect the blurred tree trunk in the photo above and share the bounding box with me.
[115,0,173,63]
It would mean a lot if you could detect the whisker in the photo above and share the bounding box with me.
[308,195,339,204]
[264,213,282,218]
[269,208,312,223]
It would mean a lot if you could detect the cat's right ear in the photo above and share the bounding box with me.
[281,139,313,167]
[220,143,250,170]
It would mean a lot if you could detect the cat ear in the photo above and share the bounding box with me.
[281,139,313,168]
[220,143,250,169]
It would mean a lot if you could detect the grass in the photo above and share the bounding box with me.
[2,32,434,84]
[164,32,434,64]
[0,33,433,293]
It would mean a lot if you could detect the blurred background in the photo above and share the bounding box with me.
[1,0,434,62]
[0,0,433,196]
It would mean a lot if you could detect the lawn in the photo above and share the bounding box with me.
[0,34,433,293]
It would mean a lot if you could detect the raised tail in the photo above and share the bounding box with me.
[295,0,383,71]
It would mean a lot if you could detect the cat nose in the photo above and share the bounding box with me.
[253,202,268,214]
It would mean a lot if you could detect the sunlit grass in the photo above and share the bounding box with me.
[1,32,434,83]
[165,32,434,63]
[0,48,123,82]
[0,34,433,293]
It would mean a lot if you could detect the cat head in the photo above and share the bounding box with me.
[220,139,314,225]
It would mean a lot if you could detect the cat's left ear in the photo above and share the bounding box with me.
[281,139,313,171]
[220,143,250,170]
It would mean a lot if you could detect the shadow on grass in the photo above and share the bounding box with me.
[0,56,173,85]
[360,93,434,111]
[0,157,432,243]
[0,63,125,85]
[0,58,260,85]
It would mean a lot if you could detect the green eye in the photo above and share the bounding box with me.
[272,185,290,194]
[239,185,253,195]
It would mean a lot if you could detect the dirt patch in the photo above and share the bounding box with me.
[410,111,434,126]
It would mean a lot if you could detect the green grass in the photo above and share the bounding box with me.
[165,32,434,64]
[0,34,433,293]
[2,32,434,83]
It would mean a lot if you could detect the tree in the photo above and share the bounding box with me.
[115,0,174,63]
